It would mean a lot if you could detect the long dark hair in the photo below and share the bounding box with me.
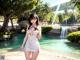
[28,13,39,30]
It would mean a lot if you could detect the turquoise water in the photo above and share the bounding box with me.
[40,35,80,55]
[0,33,80,56]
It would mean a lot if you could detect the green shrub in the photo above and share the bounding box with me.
[67,31,80,43]
[42,26,53,34]
[0,30,15,40]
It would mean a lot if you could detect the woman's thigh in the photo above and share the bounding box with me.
[24,51,32,60]
[31,51,39,60]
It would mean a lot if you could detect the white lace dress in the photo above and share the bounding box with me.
[22,26,41,52]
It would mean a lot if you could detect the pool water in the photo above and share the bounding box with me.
[0,33,80,56]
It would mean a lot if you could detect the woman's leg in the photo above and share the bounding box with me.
[31,51,39,60]
[24,51,31,60]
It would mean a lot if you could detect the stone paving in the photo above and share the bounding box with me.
[0,48,79,60]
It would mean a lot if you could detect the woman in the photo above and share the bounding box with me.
[21,13,42,60]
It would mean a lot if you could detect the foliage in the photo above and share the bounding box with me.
[0,0,38,16]
[32,2,54,21]
[0,0,39,30]
[67,31,80,43]
[71,0,80,23]
[0,30,15,40]
[42,26,53,34]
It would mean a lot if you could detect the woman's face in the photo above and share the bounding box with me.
[31,18,37,24]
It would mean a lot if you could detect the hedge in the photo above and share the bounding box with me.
[67,31,80,43]
[42,26,53,34]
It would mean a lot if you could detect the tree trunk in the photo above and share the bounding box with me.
[10,18,15,30]
[1,15,9,31]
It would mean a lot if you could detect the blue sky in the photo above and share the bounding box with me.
[41,0,71,7]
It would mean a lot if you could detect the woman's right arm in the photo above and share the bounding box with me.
[21,31,28,47]
[21,26,29,48]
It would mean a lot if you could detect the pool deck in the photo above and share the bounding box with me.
[0,48,79,60]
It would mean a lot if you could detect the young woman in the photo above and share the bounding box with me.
[21,13,42,60]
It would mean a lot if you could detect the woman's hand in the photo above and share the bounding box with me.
[36,33,42,40]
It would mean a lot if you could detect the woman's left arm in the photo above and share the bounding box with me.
[37,25,42,40]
